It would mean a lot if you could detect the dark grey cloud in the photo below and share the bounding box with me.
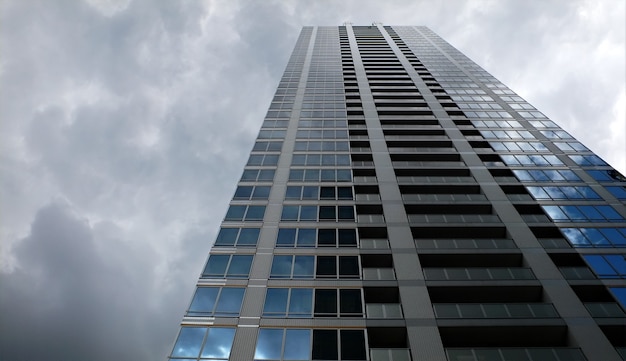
[0,0,623,360]
[0,202,207,360]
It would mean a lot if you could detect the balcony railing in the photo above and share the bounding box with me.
[433,303,558,319]
[363,268,396,280]
[370,348,411,361]
[408,214,501,223]
[446,348,586,361]
[424,267,535,281]
[366,303,403,318]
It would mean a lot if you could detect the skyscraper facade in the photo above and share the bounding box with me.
[168,25,626,361]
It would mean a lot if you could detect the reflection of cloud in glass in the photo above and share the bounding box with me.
[293,256,314,278]
[189,288,218,314]
[254,329,283,359]
[214,288,245,315]
[271,255,293,277]
[226,255,253,277]
[284,329,311,359]
[171,327,206,357]
[288,289,312,316]
[561,228,588,247]
[201,328,236,358]
[263,288,289,316]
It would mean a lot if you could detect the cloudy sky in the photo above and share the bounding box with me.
[0,0,624,359]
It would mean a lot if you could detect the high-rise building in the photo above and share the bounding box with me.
[167,25,626,361]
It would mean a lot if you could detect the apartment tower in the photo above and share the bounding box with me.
[167,25,626,361]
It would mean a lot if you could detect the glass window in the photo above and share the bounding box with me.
[315,289,337,317]
[302,186,318,199]
[225,205,246,221]
[554,142,589,152]
[339,330,367,360]
[542,205,625,222]
[285,186,302,199]
[254,329,311,361]
[281,206,355,222]
[202,254,253,278]
[318,229,336,246]
[201,327,236,359]
[276,228,297,247]
[610,288,626,309]
[238,228,261,246]
[320,187,336,199]
[252,186,271,199]
[587,169,626,182]
[339,289,363,316]
[234,186,253,199]
[247,155,264,166]
[246,206,266,221]
[214,228,238,246]
[227,255,254,277]
[270,255,294,278]
[319,206,336,220]
[270,255,315,279]
[339,256,359,277]
[214,228,260,247]
[258,129,286,139]
[317,256,336,277]
[171,327,235,361]
[203,255,230,277]
[300,206,317,221]
[258,169,275,181]
[253,141,283,152]
[276,228,356,248]
[298,229,317,246]
[312,330,337,359]
[255,329,283,360]
[490,141,547,152]
[584,255,626,278]
[281,206,299,221]
[338,229,357,246]
[338,206,355,220]
[569,155,608,166]
[291,168,352,182]
[171,327,206,357]
[188,287,245,317]
[526,186,600,200]
[540,130,572,139]
[480,130,535,139]
[263,288,289,317]
[263,288,313,318]
[501,154,563,166]
[270,255,359,279]
[512,169,581,182]
[224,205,266,221]
[289,288,314,317]
[337,187,353,199]
[337,169,352,182]
[607,186,626,199]
[241,169,275,182]
[248,154,278,166]
[284,329,311,360]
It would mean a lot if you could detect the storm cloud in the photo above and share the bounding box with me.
[1,0,624,360]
